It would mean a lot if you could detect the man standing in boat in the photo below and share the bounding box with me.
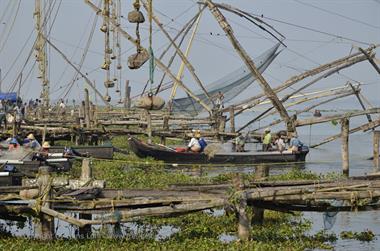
[262,128,272,151]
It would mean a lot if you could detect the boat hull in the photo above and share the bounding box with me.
[128,137,308,164]
[49,145,114,159]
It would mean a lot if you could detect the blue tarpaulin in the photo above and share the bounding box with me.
[0,92,17,102]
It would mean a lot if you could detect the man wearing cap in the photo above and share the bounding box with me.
[262,128,272,151]
[187,130,201,153]
[32,141,51,161]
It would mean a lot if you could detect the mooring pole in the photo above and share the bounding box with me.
[252,164,269,225]
[161,115,169,145]
[146,110,152,144]
[374,130,380,170]
[35,166,54,240]
[341,118,349,177]
[124,80,131,109]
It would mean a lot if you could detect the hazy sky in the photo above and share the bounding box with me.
[0,0,379,108]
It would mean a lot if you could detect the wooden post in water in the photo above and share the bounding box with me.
[341,118,349,177]
[229,107,235,133]
[161,115,169,145]
[146,110,152,144]
[35,166,54,240]
[237,192,250,241]
[124,80,131,109]
[252,164,269,225]
[84,88,91,128]
[78,158,92,237]
[374,130,380,170]
[232,174,251,240]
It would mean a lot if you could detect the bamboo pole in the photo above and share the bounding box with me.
[229,107,235,133]
[311,119,380,148]
[205,0,292,131]
[295,108,380,127]
[341,118,349,177]
[140,1,211,106]
[230,47,375,112]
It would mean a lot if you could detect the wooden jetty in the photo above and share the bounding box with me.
[2,161,380,240]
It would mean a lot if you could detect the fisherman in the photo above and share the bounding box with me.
[289,132,303,152]
[234,133,247,152]
[32,141,51,161]
[8,138,20,151]
[23,133,41,150]
[198,131,207,152]
[262,128,272,151]
[274,133,286,153]
[214,91,224,110]
[187,130,202,153]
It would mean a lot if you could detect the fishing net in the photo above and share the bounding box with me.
[323,200,344,230]
[172,43,281,116]
[204,143,222,158]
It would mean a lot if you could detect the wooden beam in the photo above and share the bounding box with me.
[205,0,292,131]
[359,47,380,75]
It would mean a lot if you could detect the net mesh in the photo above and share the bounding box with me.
[172,43,281,115]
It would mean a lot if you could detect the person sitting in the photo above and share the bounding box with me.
[262,128,272,151]
[187,130,202,153]
[23,133,41,150]
[289,132,303,152]
[8,138,20,151]
[198,134,207,152]
[274,134,286,153]
[33,141,51,161]
[234,133,246,152]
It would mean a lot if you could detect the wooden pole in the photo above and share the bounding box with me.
[124,80,131,109]
[35,166,54,240]
[205,0,291,131]
[252,164,269,225]
[81,158,92,181]
[374,131,380,170]
[341,118,349,177]
[146,110,152,144]
[229,107,235,133]
[161,115,169,145]
[84,88,91,128]
[42,124,47,143]
[237,192,250,241]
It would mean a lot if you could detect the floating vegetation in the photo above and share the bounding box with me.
[340,230,376,242]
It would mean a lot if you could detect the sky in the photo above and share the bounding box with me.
[0,0,379,110]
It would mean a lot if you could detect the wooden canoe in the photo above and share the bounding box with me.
[128,137,309,164]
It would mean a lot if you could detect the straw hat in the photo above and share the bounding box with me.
[27,133,35,140]
[42,142,51,148]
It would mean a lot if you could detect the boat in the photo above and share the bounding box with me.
[0,151,72,178]
[128,137,309,164]
[49,144,114,159]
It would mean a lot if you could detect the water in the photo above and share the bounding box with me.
[1,113,380,250]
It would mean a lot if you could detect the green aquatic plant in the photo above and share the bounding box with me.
[340,230,375,242]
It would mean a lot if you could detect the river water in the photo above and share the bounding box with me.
[1,112,380,250]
